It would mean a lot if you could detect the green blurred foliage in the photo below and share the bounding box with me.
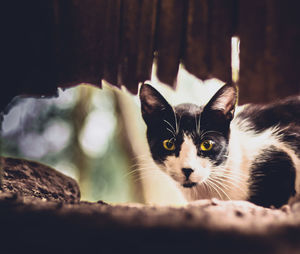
[1,85,134,203]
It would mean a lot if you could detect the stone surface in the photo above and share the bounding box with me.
[0,194,300,254]
[1,157,300,254]
[1,157,80,203]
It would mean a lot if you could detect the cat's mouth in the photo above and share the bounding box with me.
[182,181,197,188]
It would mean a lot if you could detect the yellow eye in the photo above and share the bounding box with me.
[163,139,175,151]
[200,140,214,151]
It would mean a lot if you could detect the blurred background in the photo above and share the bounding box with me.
[1,37,238,204]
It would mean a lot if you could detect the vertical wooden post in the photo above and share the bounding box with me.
[209,0,234,83]
[56,0,107,86]
[264,0,300,100]
[238,0,268,104]
[184,0,210,80]
[119,0,157,94]
[238,0,300,103]
[184,0,234,83]
[102,0,122,87]
[156,0,187,86]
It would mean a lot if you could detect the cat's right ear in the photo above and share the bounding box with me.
[203,83,238,121]
[139,83,174,125]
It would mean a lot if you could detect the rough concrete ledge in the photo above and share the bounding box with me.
[1,157,300,254]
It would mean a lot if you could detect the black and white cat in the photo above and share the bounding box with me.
[139,82,300,208]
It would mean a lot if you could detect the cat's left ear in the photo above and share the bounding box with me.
[139,82,174,125]
[204,84,238,120]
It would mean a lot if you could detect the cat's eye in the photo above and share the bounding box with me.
[163,139,175,151]
[200,140,214,151]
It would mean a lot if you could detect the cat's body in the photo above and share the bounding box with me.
[139,83,300,208]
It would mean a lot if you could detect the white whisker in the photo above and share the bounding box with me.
[216,168,248,178]
[166,128,176,137]
[163,119,176,134]
[197,115,201,135]
[210,175,246,191]
[211,174,245,190]
[131,170,163,182]
[210,175,247,198]
[207,178,231,200]
[206,179,223,200]
[172,107,179,134]
[209,176,233,191]
[211,172,246,182]
[202,181,213,198]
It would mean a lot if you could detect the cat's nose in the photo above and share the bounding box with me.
[182,168,194,179]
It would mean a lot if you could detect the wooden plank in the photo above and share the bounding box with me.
[184,0,210,80]
[4,0,300,109]
[264,0,300,101]
[102,0,122,87]
[55,0,107,87]
[239,0,300,103]
[156,0,186,87]
[2,0,58,109]
[209,0,234,83]
[238,0,268,104]
[118,0,140,91]
[119,0,157,94]
[135,0,158,90]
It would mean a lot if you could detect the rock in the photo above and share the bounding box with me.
[1,157,80,203]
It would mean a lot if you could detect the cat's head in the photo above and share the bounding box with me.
[139,83,237,188]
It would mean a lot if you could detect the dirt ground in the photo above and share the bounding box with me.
[1,157,300,254]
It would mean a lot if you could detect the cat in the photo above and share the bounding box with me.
[139,82,300,208]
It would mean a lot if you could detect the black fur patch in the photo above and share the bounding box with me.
[248,147,296,208]
[237,97,300,132]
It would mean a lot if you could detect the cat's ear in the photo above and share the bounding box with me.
[139,83,174,125]
[204,84,238,120]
